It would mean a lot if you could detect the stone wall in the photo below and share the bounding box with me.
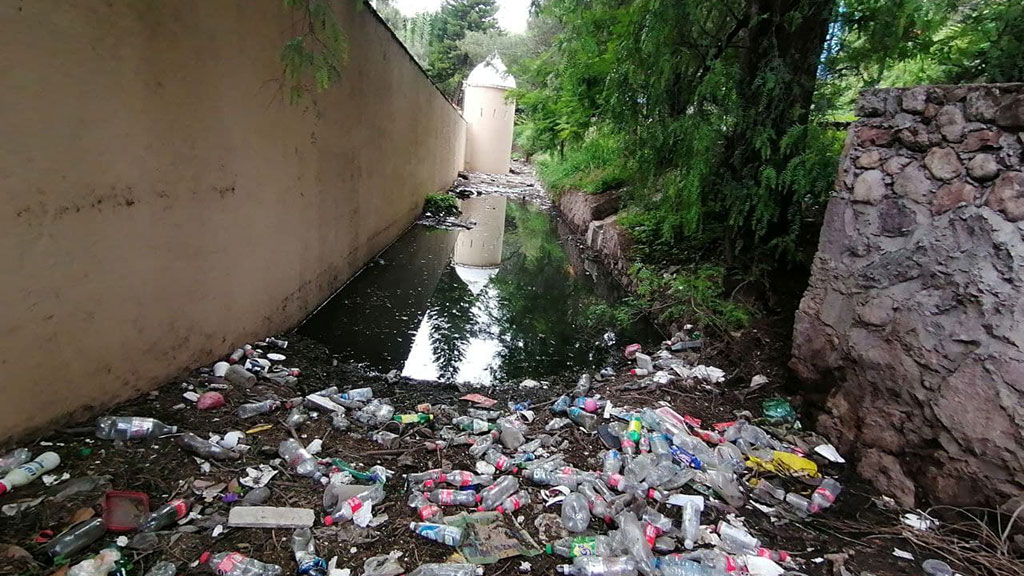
[791,84,1024,508]
[558,190,633,289]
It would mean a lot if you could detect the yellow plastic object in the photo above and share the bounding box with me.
[747,451,820,478]
[244,424,273,435]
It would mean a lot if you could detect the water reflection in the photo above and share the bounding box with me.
[300,195,657,385]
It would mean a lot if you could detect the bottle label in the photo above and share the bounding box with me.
[345,497,363,513]
[436,490,454,506]
[170,499,188,519]
[129,419,152,439]
[813,486,836,504]
[15,461,44,478]
[419,504,441,520]
[215,552,246,574]
[570,536,597,557]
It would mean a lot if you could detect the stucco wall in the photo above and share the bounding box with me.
[464,86,515,174]
[0,1,466,440]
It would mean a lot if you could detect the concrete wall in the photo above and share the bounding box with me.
[0,1,466,440]
[464,86,515,174]
[791,84,1024,508]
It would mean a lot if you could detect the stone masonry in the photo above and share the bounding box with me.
[791,84,1024,508]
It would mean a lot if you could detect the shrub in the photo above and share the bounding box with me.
[423,193,460,217]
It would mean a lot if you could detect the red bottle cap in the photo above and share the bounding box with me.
[323,515,335,526]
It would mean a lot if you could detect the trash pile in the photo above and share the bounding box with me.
[0,332,958,576]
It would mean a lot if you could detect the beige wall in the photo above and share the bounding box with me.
[464,86,515,174]
[0,1,465,440]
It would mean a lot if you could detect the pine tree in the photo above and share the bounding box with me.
[427,0,499,99]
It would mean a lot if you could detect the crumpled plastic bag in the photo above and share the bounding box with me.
[362,551,403,576]
[747,451,820,479]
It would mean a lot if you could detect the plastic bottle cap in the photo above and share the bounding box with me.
[323,515,335,526]
[199,551,211,564]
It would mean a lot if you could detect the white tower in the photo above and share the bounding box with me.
[463,54,516,174]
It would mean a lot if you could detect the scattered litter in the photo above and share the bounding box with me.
[460,394,497,408]
[814,443,846,463]
[893,548,915,560]
[227,506,315,529]
[901,511,938,531]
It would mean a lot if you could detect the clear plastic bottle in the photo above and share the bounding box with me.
[712,443,745,473]
[498,419,526,450]
[702,469,745,507]
[574,373,593,397]
[408,468,444,484]
[601,473,647,496]
[557,557,638,576]
[408,492,443,521]
[524,467,580,490]
[284,407,310,429]
[453,416,492,434]
[199,551,283,576]
[426,489,478,507]
[409,522,464,546]
[716,521,760,555]
[546,535,614,558]
[477,475,519,510]
[644,461,680,488]
[278,439,323,481]
[467,408,500,420]
[625,454,656,483]
[237,400,281,419]
[567,407,599,432]
[672,434,714,463]
[95,417,177,440]
[323,484,384,526]
[649,434,672,465]
[483,448,518,474]
[785,492,811,515]
[551,395,572,414]
[561,492,592,532]
[44,517,107,559]
[809,478,842,513]
[677,550,739,572]
[0,451,60,495]
[0,448,31,475]
[677,496,703,549]
[339,387,374,402]
[143,561,177,576]
[407,564,481,576]
[750,479,786,503]
[657,557,727,576]
[496,490,531,514]
[578,482,612,523]
[354,401,395,426]
[139,498,191,532]
[433,470,493,488]
[613,512,657,576]
[602,450,623,475]
[468,433,497,458]
[224,365,257,387]
[291,528,327,576]
[177,433,240,461]
[330,412,350,431]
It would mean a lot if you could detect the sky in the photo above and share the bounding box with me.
[392,0,530,34]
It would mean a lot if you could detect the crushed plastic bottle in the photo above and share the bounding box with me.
[716,521,760,555]
[613,512,657,576]
[43,517,107,559]
[410,522,464,546]
[602,450,623,475]
[656,556,727,576]
[483,448,519,474]
[278,439,324,481]
[426,489,478,507]
[922,559,954,576]
[0,448,32,475]
[809,478,842,513]
[601,473,647,497]
[677,496,704,549]
[498,418,527,450]
[177,433,241,461]
[625,454,656,483]
[551,395,572,414]
[579,482,613,523]
[329,412,351,431]
[557,556,638,576]
[407,564,481,576]
[408,492,443,521]
[701,469,745,507]
[139,498,190,532]
[676,549,739,572]
[291,528,327,576]
[547,535,615,558]
[143,561,177,576]
[200,551,283,576]
[496,490,531,514]
[353,400,395,427]
[95,417,177,440]
[323,484,384,526]
[477,475,520,510]
[644,461,680,489]
[68,547,121,576]
[468,433,497,458]
[0,451,60,495]
[649,434,672,465]
[567,407,599,432]
[561,492,592,532]
[524,467,581,490]
[337,387,373,402]
[453,416,493,434]
[426,470,493,488]
[285,407,310,428]
[237,400,281,419]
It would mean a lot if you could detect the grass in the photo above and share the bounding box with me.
[535,134,632,197]
[422,193,460,217]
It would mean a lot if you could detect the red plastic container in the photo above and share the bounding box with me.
[103,490,151,532]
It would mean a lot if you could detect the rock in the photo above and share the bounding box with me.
[852,170,886,204]
[858,126,893,147]
[958,129,1002,152]
[856,449,916,508]
[967,154,999,181]
[856,297,894,327]
[882,155,911,175]
[901,88,927,113]
[986,171,1024,222]
[995,94,1024,128]
[932,181,976,215]
[857,92,887,117]
[855,150,884,169]
[897,125,937,152]
[877,198,916,237]
[935,105,966,142]
[559,189,620,233]
[893,163,933,203]
[965,90,998,121]
[923,147,963,181]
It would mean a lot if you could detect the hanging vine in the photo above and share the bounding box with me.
[280,0,352,104]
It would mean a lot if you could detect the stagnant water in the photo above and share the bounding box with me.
[299,194,659,385]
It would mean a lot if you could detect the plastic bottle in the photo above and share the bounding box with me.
[498,419,526,450]
[408,492,443,521]
[68,547,121,576]
[477,475,519,510]
[613,512,657,576]
[330,412,350,431]
[567,407,599,432]
[496,490,531,514]
[546,535,614,558]
[716,521,760,555]
[649,434,672,465]
[409,522,464,546]
[644,461,679,488]
[668,445,703,470]
[285,407,310,428]
[407,564,481,576]
[323,484,385,526]
[224,365,257,387]
[524,467,580,490]
[278,439,323,481]
[0,448,31,475]
[751,479,786,503]
[578,482,612,523]
[408,468,444,484]
[143,561,177,576]
[602,450,623,475]
[601,473,647,496]
[453,416,493,434]
[237,400,281,419]
[625,453,655,483]
[467,433,497,458]
[291,528,328,576]
[199,551,282,576]
[0,451,60,495]
[922,559,954,576]
[339,387,374,402]
[394,413,434,425]
[353,401,395,426]
[426,489,478,507]
[467,408,501,420]
[809,478,842,513]
[677,496,704,549]
[43,517,107,559]
[677,550,739,572]
[177,433,240,461]
[673,434,714,463]
[657,557,727,576]
[483,448,518,474]
[784,492,811,515]
[551,395,572,414]
[561,492,592,532]
[557,556,638,576]
[702,469,745,507]
[229,348,247,364]
[434,471,493,488]
[95,417,177,441]
[139,498,191,532]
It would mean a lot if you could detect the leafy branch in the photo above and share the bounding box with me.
[281,0,352,104]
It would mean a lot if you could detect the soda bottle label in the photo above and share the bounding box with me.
[607,474,624,489]
[129,419,152,439]
[170,499,188,519]
[215,552,246,574]
[345,497,363,513]
[643,522,661,546]
[436,490,454,505]
[627,419,643,441]
[419,505,441,520]
[570,536,597,556]
[813,486,836,504]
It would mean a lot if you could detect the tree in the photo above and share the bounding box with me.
[427,0,499,99]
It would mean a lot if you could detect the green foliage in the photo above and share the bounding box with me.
[535,132,631,196]
[423,193,460,217]
[427,0,499,98]
[281,0,350,104]
[372,0,435,68]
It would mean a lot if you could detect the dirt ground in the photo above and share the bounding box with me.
[0,325,956,576]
